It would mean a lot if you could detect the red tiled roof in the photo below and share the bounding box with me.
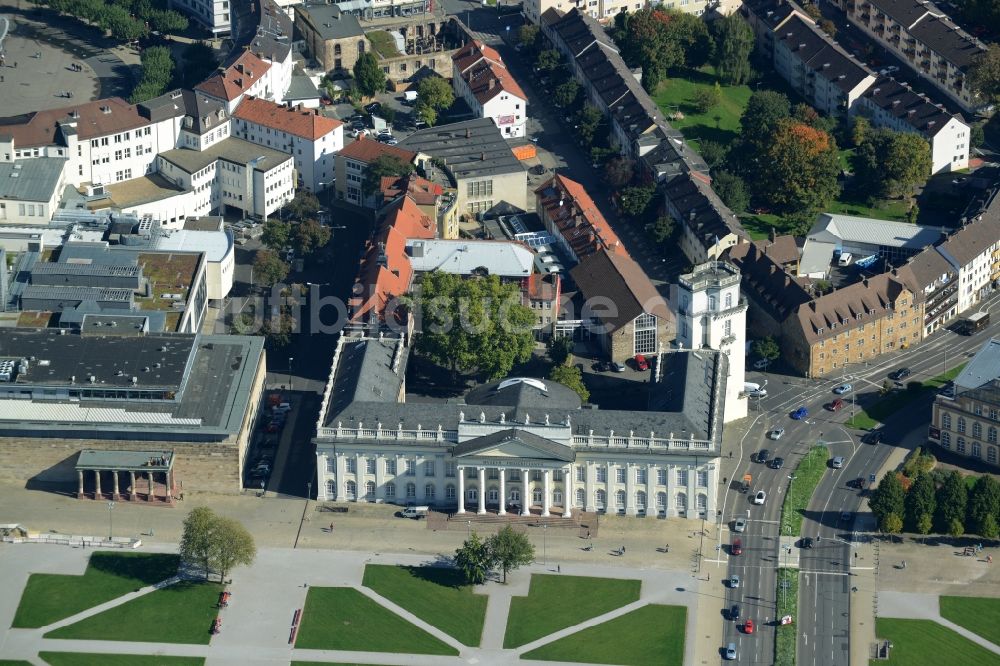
[232,96,342,140]
[338,135,416,165]
[0,97,149,147]
[384,196,436,240]
[454,41,527,106]
[452,40,504,74]
[525,273,560,301]
[380,173,444,206]
[535,173,627,261]
[195,50,272,102]
[350,224,413,324]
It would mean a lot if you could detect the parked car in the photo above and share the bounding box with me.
[753,490,767,505]
[833,383,853,395]
[725,643,737,660]
[633,354,649,371]
[889,367,912,381]
[747,387,768,398]
[768,427,785,440]
[592,361,610,372]
[831,456,845,469]
[848,477,865,488]
[829,398,845,411]
[364,102,382,115]
[800,536,814,549]
[733,517,747,533]
[770,457,785,470]
[731,538,743,555]
[728,574,741,588]
[730,604,741,621]
[791,406,809,420]
[863,429,885,444]
[612,361,627,372]
[756,449,770,464]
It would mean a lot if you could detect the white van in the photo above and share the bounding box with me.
[403,90,418,103]
[837,252,853,267]
[401,506,430,519]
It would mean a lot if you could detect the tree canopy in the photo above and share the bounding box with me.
[752,336,780,363]
[712,13,754,85]
[550,364,590,402]
[454,532,492,585]
[415,75,454,126]
[757,119,841,221]
[934,470,968,534]
[968,44,1000,106]
[293,219,332,256]
[261,219,291,252]
[487,525,535,583]
[253,249,289,287]
[854,129,932,199]
[129,46,174,104]
[285,190,321,221]
[363,154,415,195]
[870,472,905,528]
[613,8,712,90]
[353,52,386,98]
[414,272,535,380]
[179,507,256,582]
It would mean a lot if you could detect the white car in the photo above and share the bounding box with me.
[833,383,853,395]
[733,517,747,533]
[753,490,767,505]
[768,427,785,440]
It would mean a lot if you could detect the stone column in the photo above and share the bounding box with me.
[542,469,551,517]
[129,471,137,501]
[585,462,595,512]
[148,472,154,501]
[165,471,172,501]
[687,469,697,519]
[457,466,465,514]
[521,468,531,516]
[77,471,85,499]
[94,470,102,499]
[375,454,385,502]
[477,466,487,514]
[666,464,676,518]
[335,455,347,501]
[498,469,506,515]
[355,453,363,500]
[646,465,656,518]
[564,466,573,518]
[112,470,120,501]
[625,464,636,516]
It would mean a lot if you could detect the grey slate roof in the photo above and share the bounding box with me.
[937,196,1000,266]
[865,0,985,70]
[399,118,524,181]
[159,137,291,174]
[955,337,1000,390]
[453,428,576,461]
[138,90,228,135]
[295,3,364,41]
[285,70,322,101]
[862,76,963,136]
[776,15,873,94]
[0,158,66,202]
[465,377,582,410]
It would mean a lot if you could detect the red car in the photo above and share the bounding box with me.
[634,354,649,371]
[731,538,743,556]
[744,619,755,634]
[829,398,845,411]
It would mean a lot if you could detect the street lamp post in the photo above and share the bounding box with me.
[107,501,116,541]
[288,357,294,392]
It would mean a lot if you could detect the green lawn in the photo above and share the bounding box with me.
[939,596,1000,645]
[504,574,642,648]
[780,445,831,536]
[295,587,459,655]
[44,581,221,645]
[12,552,180,628]
[740,214,781,241]
[847,364,966,430]
[653,66,753,153]
[774,568,798,666]
[365,31,398,58]
[362,564,487,646]
[872,618,1000,665]
[521,604,686,666]
[40,654,203,666]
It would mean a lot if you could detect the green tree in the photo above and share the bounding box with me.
[129,45,173,103]
[363,154,415,195]
[699,140,727,168]
[972,122,986,148]
[651,214,676,244]
[181,42,219,88]
[712,170,748,213]
[759,120,841,218]
[818,18,837,38]
[550,364,590,402]
[575,105,604,148]
[415,100,439,127]
[851,116,871,148]
[535,49,561,73]
[519,24,539,49]
[179,506,216,580]
[547,336,574,366]
[487,525,535,583]
[949,517,966,537]
[752,336,780,364]
[917,513,934,536]
[619,184,655,218]
[285,190,321,221]
[981,513,1000,540]
[802,2,822,19]
[353,52,386,98]
[692,84,721,114]
[855,129,932,199]
[904,473,936,533]
[713,13,754,85]
[967,475,1000,536]
[554,79,581,108]
[934,470,969,534]
[455,532,493,585]
[209,516,256,583]
[253,249,289,287]
[417,75,454,114]
[261,219,292,251]
[604,157,636,188]
[262,310,295,348]
[738,90,791,154]
[617,8,712,91]
[881,512,903,535]
[870,472,906,525]
[414,272,534,380]
[293,219,332,256]
[968,44,1000,106]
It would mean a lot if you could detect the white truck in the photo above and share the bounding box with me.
[401,505,430,519]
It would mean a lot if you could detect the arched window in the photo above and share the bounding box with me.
[657,492,667,511]
[958,417,966,433]
[696,494,708,512]
[989,427,997,444]
[425,483,435,499]
[357,40,366,54]
[553,490,563,505]
[326,480,336,498]
[989,447,998,464]
[724,292,732,308]
[942,432,951,447]
[675,492,687,511]
[488,487,498,502]
[974,422,983,439]
[406,482,416,498]
[467,487,478,501]
[576,488,585,508]
[595,489,607,510]
[365,481,375,500]
[334,44,342,56]
[972,442,982,459]
[346,480,357,500]
[385,482,396,498]
[445,484,455,499]
[509,488,520,502]
[942,413,952,429]
[532,488,542,503]
[615,490,626,509]
[636,491,647,510]
[957,437,967,454]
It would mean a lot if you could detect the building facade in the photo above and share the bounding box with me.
[935,204,1000,313]
[672,261,748,422]
[170,0,231,35]
[452,41,528,138]
[314,335,726,519]
[334,137,417,208]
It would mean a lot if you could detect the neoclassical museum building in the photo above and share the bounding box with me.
[314,334,727,519]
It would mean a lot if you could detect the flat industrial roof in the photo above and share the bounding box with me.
[406,239,533,277]
[399,118,524,181]
[0,158,66,202]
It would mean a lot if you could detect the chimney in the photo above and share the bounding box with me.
[489,78,496,89]
[466,127,471,138]
[481,152,486,161]
[237,63,244,73]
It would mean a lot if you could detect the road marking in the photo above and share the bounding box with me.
[800,570,853,576]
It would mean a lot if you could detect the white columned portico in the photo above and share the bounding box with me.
[499,470,507,515]
[477,466,487,514]
[542,469,551,517]
[335,454,347,501]
[646,464,655,518]
[585,462,595,512]
[521,468,530,515]
[564,466,573,518]
[375,454,385,501]
[626,463,636,516]
[457,466,466,514]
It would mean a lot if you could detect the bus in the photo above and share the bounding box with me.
[958,311,990,335]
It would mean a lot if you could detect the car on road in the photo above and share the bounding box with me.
[728,574,741,588]
[731,538,743,555]
[791,406,809,420]
[744,619,755,634]
[889,367,912,381]
[733,517,747,533]
[848,477,865,488]
[799,536,814,549]
[831,456,845,469]
[725,642,737,660]
[829,398,845,411]
[730,604,741,621]
[833,383,853,395]
[753,358,770,370]
[633,354,649,371]
[767,427,785,440]
[612,361,627,372]
[756,449,770,463]
[592,361,611,372]
[747,388,768,398]
[863,429,885,444]
[753,490,767,505]
[770,456,785,469]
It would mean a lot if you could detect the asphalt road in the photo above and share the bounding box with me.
[718,290,1000,665]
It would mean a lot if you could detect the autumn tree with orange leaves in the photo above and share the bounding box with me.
[759,119,841,227]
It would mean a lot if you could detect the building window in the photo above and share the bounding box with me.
[576,488,585,507]
[958,437,967,454]
[636,468,647,484]
[597,467,607,483]
[406,482,416,498]
[326,480,336,497]
[942,413,952,429]
[366,458,376,474]
[576,466,585,482]
[386,459,397,475]
[989,427,997,444]
[636,491,647,510]
[676,469,688,486]
[675,492,687,511]
[467,467,477,479]
[942,432,951,448]
[974,422,983,439]
[488,468,499,480]
[326,458,335,473]
[615,467,626,483]
[424,460,435,477]
[989,447,998,464]
[425,484,435,499]
[406,459,416,476]
[466,179,493,198]
[958,417,966,434]
[697,471,708,487]
[346,458,356,473]
[346,480,357,500]
[595,489,606,510]
[385,482,395,498]
[365,481,375,500]
[634,312,657,355]
[697,494,708,513]
[657,469,666,485]
[446,462,456,477]
[446,484,456,499]
[973,442,982,459]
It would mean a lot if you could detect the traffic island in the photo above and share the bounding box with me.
[774,568,798,666]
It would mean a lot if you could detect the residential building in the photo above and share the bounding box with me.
[929,337,1000,467]
[835,0,988,114]
[379,173,458,239]
[170,0,231,35]
[0,328,266,495]
[671,261,749,422]
[334,136,417,208]
[232,96,344,192]
[0,158,67,225]
[348,221,414,329]
[857,77,969,173]
[896,243,958,335]
[525,0,736,26]
[157,138,296,220]
[452,41,528,138]
[195,50,281,114]
[401,118,527,217]
[522,272,561,339]
[139,89,231,153]
[535,173,625,264]
[314,333,727,519]
[569,249,674,363]
[663,173,745,264]
[935,198,1000,312]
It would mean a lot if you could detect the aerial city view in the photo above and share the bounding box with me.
[3,0,1000,662]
